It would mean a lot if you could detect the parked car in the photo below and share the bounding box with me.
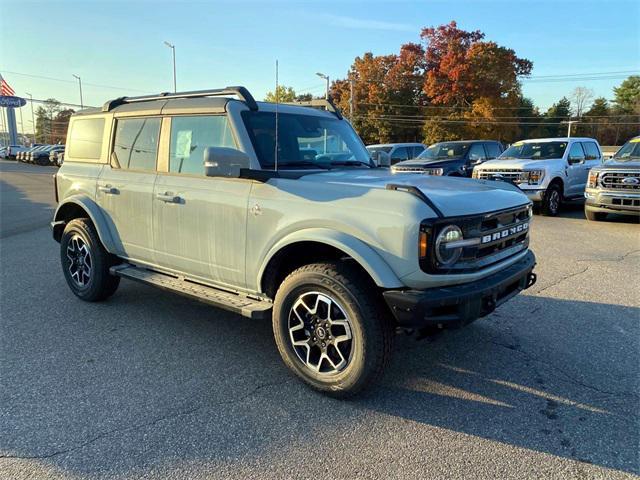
[473,137,603,216]
[17,144,43,162]
[27,145,50,163]
[32,145,63,166]
[0,147,7,159]
[584,136,640,221]
[52,86,536,397]
[366,143,427,165]
[392,140,504,176]
[50,147,65,167]
[4,144,29,160]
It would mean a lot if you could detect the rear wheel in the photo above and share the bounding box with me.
[60,219,120,301]
[542,184,562,216]
[585,208,607,221]
[272,261,394,397]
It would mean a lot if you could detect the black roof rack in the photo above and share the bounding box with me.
[283,98,343,119]
[102,86,258,112]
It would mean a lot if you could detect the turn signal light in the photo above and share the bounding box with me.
[587,170,599,188]
[419,230,428,258]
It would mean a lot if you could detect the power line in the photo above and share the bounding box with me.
[1,70,148,93]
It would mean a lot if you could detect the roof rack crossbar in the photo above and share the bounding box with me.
[283,98,343,119]
[102,86,258,112]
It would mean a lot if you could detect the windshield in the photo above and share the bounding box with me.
[500,141,568,160]
[242,111,372,169]
[418,142,470,161]
[613,139,640,161]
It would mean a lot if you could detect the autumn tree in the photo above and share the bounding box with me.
[51,108,75,144]
[35,98,62,143]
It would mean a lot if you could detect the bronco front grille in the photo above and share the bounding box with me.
[421,204,532,274]
[475,168,524,182]
[600,171,640,191]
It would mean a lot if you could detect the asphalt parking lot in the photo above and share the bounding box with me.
[1,159,638,480]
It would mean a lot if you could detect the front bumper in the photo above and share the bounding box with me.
[585,190,640,215]
[519,188,545,202]
[383,251,536,328]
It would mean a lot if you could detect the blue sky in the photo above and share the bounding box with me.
[1,0,638,130]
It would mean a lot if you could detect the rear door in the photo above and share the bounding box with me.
[152,114,251,288]
[97,117,161,262]
[390,146,409,164]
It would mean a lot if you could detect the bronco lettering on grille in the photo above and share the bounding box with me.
[481,222,529,244]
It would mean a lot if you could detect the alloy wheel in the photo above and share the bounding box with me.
[66,234,93,288]
[288,291,354,375]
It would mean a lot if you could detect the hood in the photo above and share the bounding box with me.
[299,169,529,217]
[394,157,464,168]
[598,159,640,170]
[478,158,563,170]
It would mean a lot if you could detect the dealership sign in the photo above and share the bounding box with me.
[0,95,27,108]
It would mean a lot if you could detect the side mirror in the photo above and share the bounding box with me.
[204,147,250,178]
[370,151,391,167]
[568,155,584,165]
[469,158,483,165]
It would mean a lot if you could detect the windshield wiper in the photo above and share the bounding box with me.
[329,160,373,168]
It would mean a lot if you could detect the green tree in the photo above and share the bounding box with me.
[264,85,297,103]
[543,97,571,137]
[613,75,640,114]
[35,98,61,143]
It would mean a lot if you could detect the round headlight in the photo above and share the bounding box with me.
[435,225,463,266]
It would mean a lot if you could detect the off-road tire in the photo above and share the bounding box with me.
[584,208,607,221]
[60,218,120,301]
[272,261,394,398]
[542,184,562,216]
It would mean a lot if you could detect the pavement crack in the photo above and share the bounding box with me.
[576,249,640,264]
[534,265,590,294]
[0,378,291,461]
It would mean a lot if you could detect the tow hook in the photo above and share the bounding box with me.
[525,272,537,289]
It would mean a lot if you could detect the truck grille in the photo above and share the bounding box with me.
[422,204,532,274]
[393,165,427,173]
[475,168,524,182]
[600,171,640,191]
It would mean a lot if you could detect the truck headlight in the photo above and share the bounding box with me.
[424,168,444,176]
[471,169,479,179]
[587,170,599,188]
[435,225,463,266]
[527,170,544,184]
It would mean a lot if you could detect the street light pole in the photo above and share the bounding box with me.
[164,41,177,93]
[72,74,84,109]
[561,120,578,138]
[316,72,329,100]
[25,92,36,143]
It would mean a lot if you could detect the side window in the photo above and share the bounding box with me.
[169,115,236,175]
[391,147,408,162]
[468,143,487,161]
[411,146,425,158]
[582,142,601,161]
[485,143,502,159]
[568,142,585,161]
[67,118,105,161]
[112,118,161,171]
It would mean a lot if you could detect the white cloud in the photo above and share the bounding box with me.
[320,14,416,32]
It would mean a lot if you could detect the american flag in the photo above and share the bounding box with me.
[0,74,15,96]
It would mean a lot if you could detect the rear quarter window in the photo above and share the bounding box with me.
[67,118,106,161]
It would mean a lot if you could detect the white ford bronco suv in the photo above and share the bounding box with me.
[52,87,537,396]
[473,137,603,216]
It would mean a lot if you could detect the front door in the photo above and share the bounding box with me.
[566,142,588,197]
[153,114,251,289]
[97,117,161,263]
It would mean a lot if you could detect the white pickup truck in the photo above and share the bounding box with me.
[473,137,603,215]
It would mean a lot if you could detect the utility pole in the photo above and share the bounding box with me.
[349,79,355,119]
[164,41,177,92]
[72,74,84,109]
[561,120,578,138]
[26,93,35,144]
[18,106,24,144]
[316,72,329,100]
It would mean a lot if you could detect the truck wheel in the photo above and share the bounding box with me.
[585,208,607,221]
[272,261,394,397]
[542,184,562,216]
[60,218,120,301]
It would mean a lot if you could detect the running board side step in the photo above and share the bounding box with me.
[110,264,272,319]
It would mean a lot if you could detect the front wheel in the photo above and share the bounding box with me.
[542,184,562,216]
[60,218,120,301]
[272,262,394,397]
